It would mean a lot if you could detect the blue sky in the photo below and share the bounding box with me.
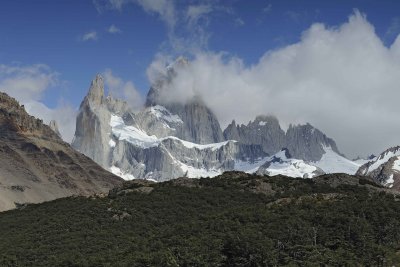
[1,0,399,106]
[1,0,400,156]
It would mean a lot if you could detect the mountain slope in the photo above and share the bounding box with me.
[0,92,122,211]
[357,146,400,189]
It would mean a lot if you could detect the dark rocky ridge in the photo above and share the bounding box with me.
[0,91,122,211]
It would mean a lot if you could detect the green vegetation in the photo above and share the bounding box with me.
[1,173,400,266]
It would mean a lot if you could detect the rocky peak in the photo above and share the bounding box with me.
[72,74,115,167]
[49,120,61,138]
[85,74,104,107]
[224,115,286,155]
[285,123,341,162]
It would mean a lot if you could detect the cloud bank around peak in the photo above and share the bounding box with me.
[148,11,400,158]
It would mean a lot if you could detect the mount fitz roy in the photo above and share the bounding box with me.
[72,59,364,182]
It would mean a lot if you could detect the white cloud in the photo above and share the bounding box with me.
[148,11,400,158]
[0,64,58,102]
[24,101,77,142]
[103,69,143,111]
[186,5,213,26]
[136,0,176,29]
[108,24,122,34]
[82,31,98,41]
[0,63,76,142]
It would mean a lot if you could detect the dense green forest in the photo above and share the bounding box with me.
[1,172,400,266]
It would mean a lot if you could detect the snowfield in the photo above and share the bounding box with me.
[109,115,365,181]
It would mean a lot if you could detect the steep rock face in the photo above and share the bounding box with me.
[356,146,400,189]
[286,123,341,162]
[0,92,122,211]
[135,105,183,138]
[224,117,342,162]
[223,115,286,156]
[108,113,266,181]
[145,58,224,144]
[72,75,130,167]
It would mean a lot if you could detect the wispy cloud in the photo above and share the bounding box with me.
[103,69,143,111]
[186,4,213,26]
[107,24,122,34]
[263,4,272,14]
[93,0,233,53]
[235,18,245,26]
[81,31,98,41]
[94,0,175,30]
[286,10,301,22]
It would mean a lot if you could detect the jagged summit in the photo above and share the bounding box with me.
[49,120,61,138]
[83,74,104,108]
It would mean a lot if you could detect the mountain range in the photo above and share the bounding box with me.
[0,57,399,211]
[71,58,379,183]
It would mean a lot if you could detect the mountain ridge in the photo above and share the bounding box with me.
[0,91,123,211]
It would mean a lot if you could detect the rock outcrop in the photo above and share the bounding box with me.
[49,120,61,138]
[0,92,122,211]
[224,117,342,162]
[285,123,341,162]
[356,146,400,189]
[224,115,286,156]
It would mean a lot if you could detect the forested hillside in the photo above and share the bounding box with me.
[1,172,400,266]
